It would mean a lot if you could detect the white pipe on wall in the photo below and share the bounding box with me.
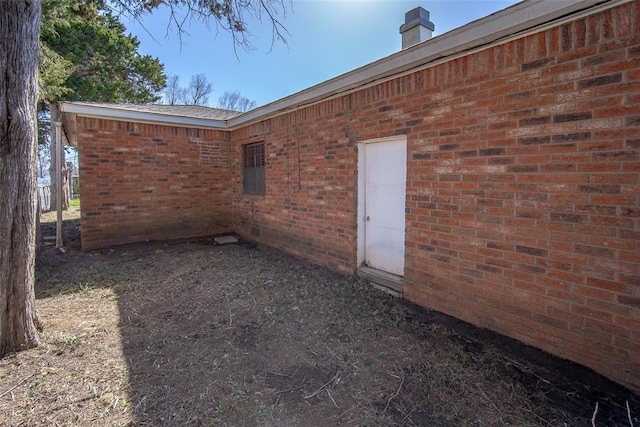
[55,121,63,248]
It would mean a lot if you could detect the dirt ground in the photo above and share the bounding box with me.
[0,208,638,426]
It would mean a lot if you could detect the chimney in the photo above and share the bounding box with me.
[399,7,435,49]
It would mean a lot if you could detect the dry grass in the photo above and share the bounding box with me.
[0,209,638,426]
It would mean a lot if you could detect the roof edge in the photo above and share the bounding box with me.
[60,0,629,138]
[60,102,228,128]
[59,102,229,145]
[229,0,628,128]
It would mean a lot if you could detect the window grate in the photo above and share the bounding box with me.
[243,142,265,195]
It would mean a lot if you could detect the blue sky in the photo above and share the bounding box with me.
[123,1,520,108]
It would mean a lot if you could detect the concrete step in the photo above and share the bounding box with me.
[357,266,403,296]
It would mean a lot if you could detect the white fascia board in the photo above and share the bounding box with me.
[229,0,624,128]
[61,112,78,147]
[59,102,228,129]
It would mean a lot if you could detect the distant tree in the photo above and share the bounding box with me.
[218,91,257,112]
[184,74,213,106]
[163,75,185,105]
[164,74,215,106]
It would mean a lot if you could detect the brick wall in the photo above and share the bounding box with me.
[77,117,233,249]
[231,113,361,273]
[402,1,640,391]
[75,1,639,391]
[229,1,640,391]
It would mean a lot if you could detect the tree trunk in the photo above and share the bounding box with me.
[49,104,69,211]
[0,0,42,356]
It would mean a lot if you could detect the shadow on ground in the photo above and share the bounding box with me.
[19,214,640,426]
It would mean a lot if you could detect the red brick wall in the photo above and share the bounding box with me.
[229,1,640,391]
[231,113,360,273]
[77,117,233,249]
[401,1,640,391]
[75,1,639,391]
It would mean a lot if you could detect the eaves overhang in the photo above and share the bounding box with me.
[60,0,630,145]
[59,102,229,146]
[229,0,630,129]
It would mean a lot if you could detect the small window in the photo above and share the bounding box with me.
[243,142,265,195]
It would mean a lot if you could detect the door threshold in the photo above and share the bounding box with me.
[357,266,403,297]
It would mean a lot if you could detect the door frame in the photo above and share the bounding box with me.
[356,135,408,274]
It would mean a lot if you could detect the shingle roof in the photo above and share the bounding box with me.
[70,102,242,120]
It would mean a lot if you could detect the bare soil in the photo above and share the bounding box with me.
[1,208,638,426]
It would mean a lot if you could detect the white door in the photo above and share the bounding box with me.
[362,138,407,276]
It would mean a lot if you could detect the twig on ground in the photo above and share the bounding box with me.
[479,387,505,421]
[335,392,369,420]
[304,372,339,400]
[0,373,36,399]
[47,395,95,415]
[400,408,415,424]
[324,344,338,360]
[326,388,338,408]
[386,371,400,379]
[383,370,404,413]
[335,405,357,420]
[627,401,634,427]
[276,384,305,395]
[133,395,147,414]
[276,375,307,401]
[592,401,599,427]
[518,403,554,427]
[265,371,290,378]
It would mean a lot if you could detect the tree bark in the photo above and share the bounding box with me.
[0,0,42,356]
[48,103,69,211]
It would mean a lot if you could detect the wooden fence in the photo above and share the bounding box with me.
[38,185,51,213]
